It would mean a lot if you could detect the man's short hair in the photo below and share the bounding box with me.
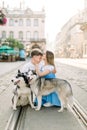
[30,48,43,57]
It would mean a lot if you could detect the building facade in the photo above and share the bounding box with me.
[0,7,46,54]
[55,10,87,58]
[55,0,87,58]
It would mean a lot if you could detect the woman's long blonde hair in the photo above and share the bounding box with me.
[46,50,55,66]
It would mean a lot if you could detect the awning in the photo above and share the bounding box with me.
[0,45,19,55]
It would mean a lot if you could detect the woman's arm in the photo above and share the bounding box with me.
[52,65,57,73]
[35,65,50,77]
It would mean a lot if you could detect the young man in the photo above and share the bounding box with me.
[21,48,43,73]
[21,48,43,104]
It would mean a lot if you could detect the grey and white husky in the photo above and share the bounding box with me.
[28,70,73,112]
[11,70,35,110]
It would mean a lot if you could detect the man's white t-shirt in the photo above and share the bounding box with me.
[21,60,43,73]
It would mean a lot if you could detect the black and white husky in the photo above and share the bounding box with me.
[11,70,35,110]
[28,70,73,112]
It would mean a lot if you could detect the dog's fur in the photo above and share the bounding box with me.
[11,70,35,110]
[28,70,73,112]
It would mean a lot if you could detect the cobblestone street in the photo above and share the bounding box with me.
[55,59,87,112]
[0,61,25,130]
[0,59,87,130]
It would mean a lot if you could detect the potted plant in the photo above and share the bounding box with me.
[0,10,7,25]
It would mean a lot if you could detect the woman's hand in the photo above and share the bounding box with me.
[35,64,50,77]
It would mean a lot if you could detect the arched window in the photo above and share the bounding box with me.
[9,31,14,38]
[9,19,14,26]
[2,31,6,39]
[26,19,31,26]
[85,44,87,54]
[34,31,38,40]
[19,19,23,26]
[34,19,38,26]
[19,31,23,40]
[26,31,31,40]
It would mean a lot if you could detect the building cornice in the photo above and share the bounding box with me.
[1,7,45,18]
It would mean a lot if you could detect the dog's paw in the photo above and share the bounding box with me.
[35,107,40,111]
[30,104,36,109]
[32,105,36,109]
[13,107,17,110]
[58,108,63,112]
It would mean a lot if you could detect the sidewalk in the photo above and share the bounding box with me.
[55,58,87,70]
[0,61,26,76]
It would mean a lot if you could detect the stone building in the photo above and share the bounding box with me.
[55,0,87,58]
[0,6,46,55]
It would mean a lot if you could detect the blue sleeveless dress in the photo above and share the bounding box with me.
[34,72,61,107]
[41,73,61,106]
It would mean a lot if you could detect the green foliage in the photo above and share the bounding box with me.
[5,38,24,50]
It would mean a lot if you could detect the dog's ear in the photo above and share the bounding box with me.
[17,70,24,77]
[18,70,21,73]
[25,72,28,75]
[32,70,37,75]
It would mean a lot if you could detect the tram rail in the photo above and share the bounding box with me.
[0,61,86,130]
[5,107,22,130]
[5,98,87,130]
[72,98,87,127]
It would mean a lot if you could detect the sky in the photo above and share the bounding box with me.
[0,0,84,42]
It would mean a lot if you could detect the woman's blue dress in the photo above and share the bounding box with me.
[35,72,61,107]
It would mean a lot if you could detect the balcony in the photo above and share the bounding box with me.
[29,38,46,42]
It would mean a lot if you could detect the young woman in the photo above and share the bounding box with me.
[35,50,61,107]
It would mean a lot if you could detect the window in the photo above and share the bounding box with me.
[26,19,31,26]
[34,19,38,26]
[34,31,38,40]
[26,31,31,40]
[19,19,23,26]
[19,31,23,40]
[9,19,14,26]
[84,31,87,40]
[85,44,87,54]
[2,31,6,39]
[9,31,14,38]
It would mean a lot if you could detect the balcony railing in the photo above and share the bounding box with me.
[29,38,46,42]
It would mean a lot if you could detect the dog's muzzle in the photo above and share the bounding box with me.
[28,77,33,82]
[11,79,20,85]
